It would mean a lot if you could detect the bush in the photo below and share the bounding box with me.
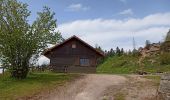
[160,52,170,65]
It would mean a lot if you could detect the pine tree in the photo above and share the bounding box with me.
[132,49,139,56]
[128,49,132,55]
[116,47,121,56]
[120,48,124,55]
[110,48,115,56]
[104,50,108,55]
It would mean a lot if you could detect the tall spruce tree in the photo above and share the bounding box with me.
[116,47,121,56]
[120,48,124,55]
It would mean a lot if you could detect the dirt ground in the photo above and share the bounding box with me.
[28,74,159,100]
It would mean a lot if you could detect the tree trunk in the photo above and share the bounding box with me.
[11,67,29,79]
[2,67,4,75]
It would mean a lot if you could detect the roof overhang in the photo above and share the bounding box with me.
[43,35,105,58]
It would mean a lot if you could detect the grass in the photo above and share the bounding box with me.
[142,75,161,86]
[142,75,161,80]
[97,55,139,74]
[97,55,170,74]
[0,72,79,100]
[114,92,126,100]
[141,56,170,73]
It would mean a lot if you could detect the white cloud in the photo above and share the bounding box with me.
[119,9,133,15]
[66,3,90,12]
[38,12,170,65]
[58,12,170,50]
[36,55,50,66]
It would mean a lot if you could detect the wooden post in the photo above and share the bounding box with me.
[64,66,68,73]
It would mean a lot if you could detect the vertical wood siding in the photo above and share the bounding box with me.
[48,38,102,73]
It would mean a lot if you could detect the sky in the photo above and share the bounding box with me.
[18,0,170,65]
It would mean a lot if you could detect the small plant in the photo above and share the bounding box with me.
[114,92,125,100]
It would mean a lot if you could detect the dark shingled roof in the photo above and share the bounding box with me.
[43,35,104,57]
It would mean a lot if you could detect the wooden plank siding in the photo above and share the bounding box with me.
[44,36,104,73]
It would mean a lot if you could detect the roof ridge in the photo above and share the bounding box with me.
[43,35,104,57]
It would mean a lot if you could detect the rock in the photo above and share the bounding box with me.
[158,74,170,100]
[135,70,148,75]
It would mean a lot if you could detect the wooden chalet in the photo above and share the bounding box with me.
[43,35,104,73]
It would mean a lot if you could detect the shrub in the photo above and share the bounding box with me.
[160,52,170,65]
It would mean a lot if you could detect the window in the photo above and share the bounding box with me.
[80,58,90,66]
[72,44,76,48]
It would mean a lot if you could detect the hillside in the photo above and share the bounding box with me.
[97,55,170,74]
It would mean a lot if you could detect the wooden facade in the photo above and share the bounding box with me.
[43,35,104,73]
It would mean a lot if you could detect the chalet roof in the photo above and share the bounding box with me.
[43,35,104,57]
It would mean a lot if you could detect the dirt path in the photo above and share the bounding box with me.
[102,75,159,100]
[48,74,127,100]
[29,74,159,100]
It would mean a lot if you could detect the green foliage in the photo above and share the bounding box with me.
[142,75,161,81]
[105,47,125,58]
[160,52,170,65]
[0,0,62,78]
[120,48,124,55]
[107,48,115,57]
[116,47,121,56]
[160,30,170,65]
[97,55,139,74]
[141,55,170,73]
[161,41,170,52]
[114,92,126,100]
[142,75,161,86]
[0,72,78,99]
[165,29,170,42]
[95,44,104,54]
[127,49,132,55]
[132,49,140,57]
[97,55,170,74]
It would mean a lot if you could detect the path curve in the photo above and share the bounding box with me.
[49,74,127,100]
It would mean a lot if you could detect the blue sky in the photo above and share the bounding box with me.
[19,0,170,24]
[17,0,170,65]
